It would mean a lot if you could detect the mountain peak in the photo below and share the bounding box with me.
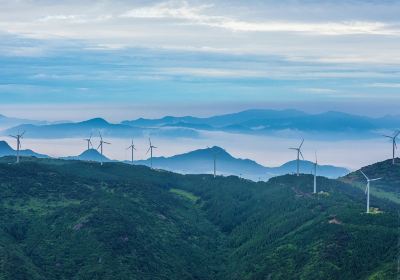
[76,148,110,161]
[0,140,13,151]
[81,118,110,126]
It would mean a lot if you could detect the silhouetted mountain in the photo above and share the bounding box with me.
[2,117,198,139]
[135,146,349,180]
[274,160,349,178]
[0,114,47,129]
[61,148,111,162]
[0,140,48,158]
[2,118,136,138]
[122,109,400,137]
[122,109,306,128]
[3,109,399,139]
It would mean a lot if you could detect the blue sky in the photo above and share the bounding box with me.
[0,0,399,120]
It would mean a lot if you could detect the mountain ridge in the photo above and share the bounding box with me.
[134,146,349,180]
[2,109,399,139]
[0,140,48,159]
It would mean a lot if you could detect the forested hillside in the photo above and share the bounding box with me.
[0,157,397,279]
[342,158,400,203]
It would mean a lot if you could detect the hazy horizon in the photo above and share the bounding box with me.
[1,0,399,172]
[1,0,399,120]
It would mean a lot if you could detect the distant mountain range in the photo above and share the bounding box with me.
[0,140,48,159]
[134,146,349,180]
[0,114,47,129]
[0,141,348,180]
[3,117,198,139]
[123,109,400,135]
[2,109,399,139]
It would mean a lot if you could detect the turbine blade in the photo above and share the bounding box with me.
[299,138,304,149]
[97,143,101,150]
[382,134,392,139]
[146,147,151,154]
[360,170,369,180]
[365,185,368,194]
[299,151,304,160]
[394,130,400,138]
[370,178,382,181]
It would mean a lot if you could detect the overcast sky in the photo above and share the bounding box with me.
[0,0,399,120]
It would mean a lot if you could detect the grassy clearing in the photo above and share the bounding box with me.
[169,188,199,202]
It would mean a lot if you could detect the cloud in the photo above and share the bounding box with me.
[368,83,400,88]
[299,88,338,94]
[121,1,398,35]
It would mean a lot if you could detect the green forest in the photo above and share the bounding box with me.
[0,157,398,279]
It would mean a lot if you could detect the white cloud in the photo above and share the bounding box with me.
[121,1,397,36]
[368,83,400,88]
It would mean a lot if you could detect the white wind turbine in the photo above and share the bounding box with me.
[289,139,304,176]
[146,138,157,169]
[313,152,318,194]
[360,170,382,214]
[97,132,110,166]
[213,148,217,178]
[382,130,400,164]
[126,139,136,163]
[9,131,25,164]
[207,146,217,178]
[84,133,93,150]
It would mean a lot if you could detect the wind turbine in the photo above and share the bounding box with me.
[97,132,110,166]
[313,152,317,194]
[208,146,217,178]
[382,130,400,164]
[289,139,304,176]
[213,150,217,178]
[360,170,382,214]
[84,133,93,150]
[126,139,136,163]
[9,131,25,163]
[146,138,157,169]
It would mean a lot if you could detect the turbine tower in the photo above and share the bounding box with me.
[313,152,318,194]
[208,146,217,178]
[146,138,157,169]
[97,132,110,166]
[382,130,400,164]
[10,131,25,163]
[360,170,382,214]
[289,139,304,176]
[84,133,93,150]
[213,150,217,178]
[126,139,136,163]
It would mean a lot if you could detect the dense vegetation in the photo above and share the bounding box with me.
[0,156,398,279]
